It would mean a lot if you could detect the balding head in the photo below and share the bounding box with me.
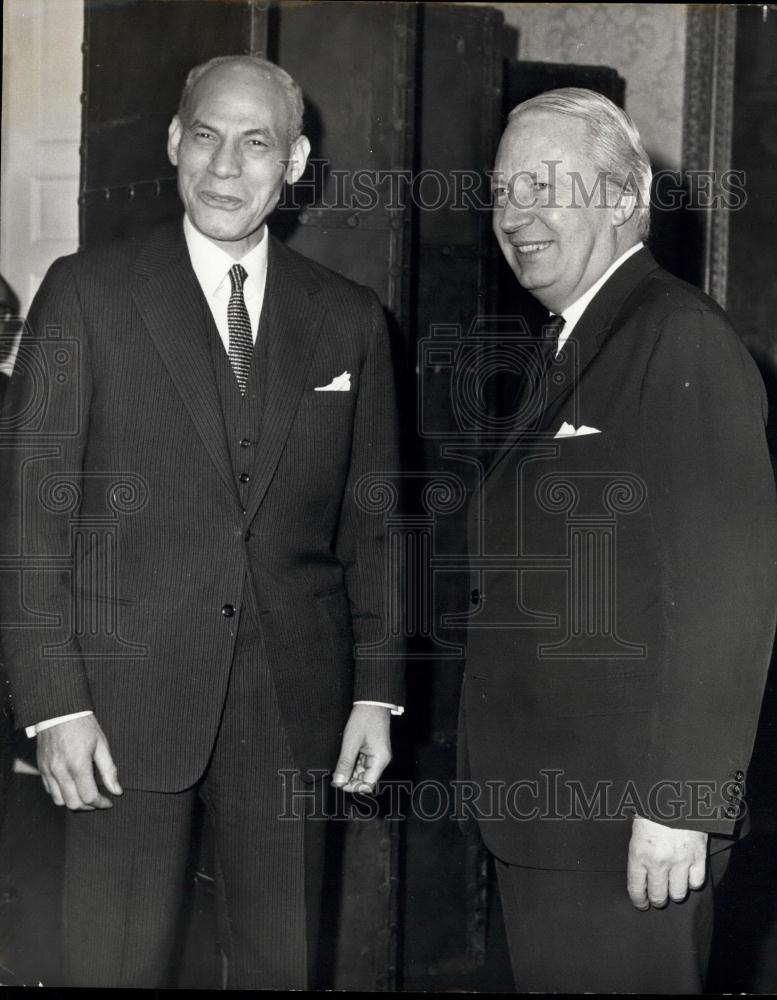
[167,56,310,259]
[177,55,304,145]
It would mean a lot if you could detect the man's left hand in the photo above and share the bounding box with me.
[331,704,392,793]
[627,815,708,909]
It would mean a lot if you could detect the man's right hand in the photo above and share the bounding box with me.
[37,715,122,810]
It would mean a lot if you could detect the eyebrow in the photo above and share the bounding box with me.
[491,170,543,183]
[188,119,274,140]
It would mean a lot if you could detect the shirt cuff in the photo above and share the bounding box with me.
[25,710,94,738]
[353,700,404,716]
[26,703,405,737]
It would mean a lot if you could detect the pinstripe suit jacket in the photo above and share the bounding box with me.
[0,221,403,790]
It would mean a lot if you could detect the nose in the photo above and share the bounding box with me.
[208,140,241,179]
[497,187,534,235]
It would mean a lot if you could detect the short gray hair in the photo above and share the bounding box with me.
[177,54,304,144]
[508,87,652,239]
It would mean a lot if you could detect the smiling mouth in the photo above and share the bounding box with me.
[512,241,552,256]
[199,191,243,209]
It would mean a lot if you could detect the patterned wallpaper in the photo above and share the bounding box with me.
[492,3,687,170]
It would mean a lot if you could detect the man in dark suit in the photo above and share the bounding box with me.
[0,56,403,987]
[460,88,777,991]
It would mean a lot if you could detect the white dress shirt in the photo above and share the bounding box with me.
[182,214,268,346]
[27,219,401,737]
[553,241,644,353]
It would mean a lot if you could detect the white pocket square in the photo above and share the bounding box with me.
[554,421,601,439]
[314,370,351,392]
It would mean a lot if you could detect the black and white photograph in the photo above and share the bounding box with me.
[1,0,776,991]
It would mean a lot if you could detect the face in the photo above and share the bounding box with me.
[492,110,632,314]
[168,63,310,259]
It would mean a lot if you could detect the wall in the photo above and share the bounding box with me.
[0,0,690,341]
[0,0,83,370]
[491,3,687,171]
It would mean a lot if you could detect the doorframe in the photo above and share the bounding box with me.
[682,4,737,308]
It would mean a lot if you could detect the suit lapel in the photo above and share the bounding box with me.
[244,235,326,522]
[131,222,237,499]
[483,247,661,485]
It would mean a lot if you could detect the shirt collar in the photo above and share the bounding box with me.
[183,214,269,297]
[556,241,644,336]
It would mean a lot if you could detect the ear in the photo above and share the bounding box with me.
[167,116,183,167]
[285,135,311,184]
[611,187,637,228]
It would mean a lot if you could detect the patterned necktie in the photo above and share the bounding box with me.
[227,263,253,395]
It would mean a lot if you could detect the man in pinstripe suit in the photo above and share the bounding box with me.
[0,56,403,987]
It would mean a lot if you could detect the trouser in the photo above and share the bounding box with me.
[62,608,327,988]
[495,846,731,993]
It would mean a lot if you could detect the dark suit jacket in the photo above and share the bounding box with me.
[460,248,777,870]
[0,221,403,791]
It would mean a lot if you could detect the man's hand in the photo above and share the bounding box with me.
[627,815,708,909]
[331,704,392,793]
[37,715,123,810]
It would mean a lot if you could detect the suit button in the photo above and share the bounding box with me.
[240,438,252,448]
[221,604,235,617]
[731,783,742,796]
[725,805,739,819]
[470,589,481,605]
[239,473,250,483]
[734,770,745,782]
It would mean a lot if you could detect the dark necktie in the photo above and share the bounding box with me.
[539,314,566,374]
[509,314,566,427]
[227,263,253,395]
[525,314,566,398]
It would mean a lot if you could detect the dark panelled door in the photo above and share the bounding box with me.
[81,0,268,247]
